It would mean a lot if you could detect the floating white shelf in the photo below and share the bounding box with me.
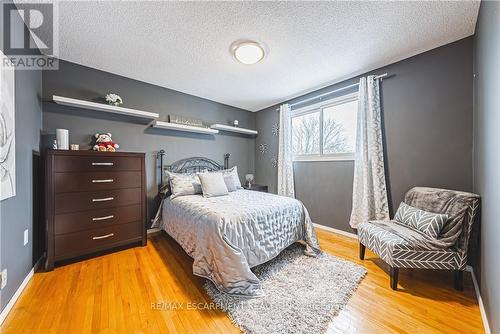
[52,95,160,120]
[210,124,258,135]
[151,120,219,134]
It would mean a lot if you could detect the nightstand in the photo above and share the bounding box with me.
[243,184,268,193]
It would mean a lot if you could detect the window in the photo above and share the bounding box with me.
[292,112,320,155]
[291,92,358,161]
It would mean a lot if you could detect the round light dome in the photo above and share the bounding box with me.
[233,41,265,65]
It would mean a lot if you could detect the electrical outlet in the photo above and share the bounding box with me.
[24,229,28,246]
[1,269,7,290]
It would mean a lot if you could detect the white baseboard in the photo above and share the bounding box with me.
[466,265,491,334]
[147,228,162,235]
[0,256,43,326]
[313,223,358,239]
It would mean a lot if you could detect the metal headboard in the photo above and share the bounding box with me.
[157,150,229,189]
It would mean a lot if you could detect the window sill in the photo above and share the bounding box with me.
[293,154,355,162]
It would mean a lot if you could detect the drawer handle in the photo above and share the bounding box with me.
[92,233,114,240]
[92,179,114,183]
[92,162,114,166]
[92,215,114,221]
[92,197,114,202]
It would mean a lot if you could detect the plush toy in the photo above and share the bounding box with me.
[93,133,119,152]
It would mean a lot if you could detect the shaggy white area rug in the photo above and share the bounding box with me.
[205,244,367,334]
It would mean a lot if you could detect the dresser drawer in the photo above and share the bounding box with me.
[55,155,141,172]
[55,204,142,235]
[55,171,142,193]
[55,221,143,259]
[55,188,142,214]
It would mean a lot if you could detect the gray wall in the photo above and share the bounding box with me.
[256,37,474,233]
[473,1,500,332]
[0,2,43,312]
[42,60,256,221]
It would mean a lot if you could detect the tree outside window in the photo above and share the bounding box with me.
[292,94,358,160]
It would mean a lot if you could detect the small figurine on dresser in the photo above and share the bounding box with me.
[92,132,119,152]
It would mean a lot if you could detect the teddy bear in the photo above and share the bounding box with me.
[93,133,119,152]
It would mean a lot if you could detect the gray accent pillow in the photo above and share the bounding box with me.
[394,202,448,239]
[221,166,242,189]
[198,172,229,197]
[167,171,202,199]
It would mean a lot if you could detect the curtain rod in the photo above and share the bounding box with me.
[275,73,389,110]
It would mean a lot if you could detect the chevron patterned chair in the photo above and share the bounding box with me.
[357,187,480,291]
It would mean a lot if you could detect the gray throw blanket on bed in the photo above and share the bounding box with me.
[370,187,480,251]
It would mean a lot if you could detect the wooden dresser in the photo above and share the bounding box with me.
[44,150,146,270]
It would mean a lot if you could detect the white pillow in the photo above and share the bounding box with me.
[220,166,242,190]
[223,175,238,192]
[198,172,229,197]
[167,171,202,199]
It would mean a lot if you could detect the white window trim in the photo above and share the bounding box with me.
[291,92,358,162]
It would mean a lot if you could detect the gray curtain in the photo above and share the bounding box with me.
[349,76,389,228]
[277,103,295,198]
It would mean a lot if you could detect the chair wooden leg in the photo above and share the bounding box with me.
[454,270,464,291]
[359,243,366,260]
[390,267,399,290]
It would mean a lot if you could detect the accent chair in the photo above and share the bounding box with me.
[357,187,480,291]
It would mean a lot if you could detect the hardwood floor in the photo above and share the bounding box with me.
[1,229,484,333]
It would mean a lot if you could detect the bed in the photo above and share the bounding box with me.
[152,151,320,297]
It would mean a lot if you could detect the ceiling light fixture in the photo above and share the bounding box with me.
[232,41,265,65]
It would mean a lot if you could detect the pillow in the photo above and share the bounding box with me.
[198,172,229,197]
[167,171,202,199]
[394,202,448,239]
[220,166,242,190]
[223,175,238,192]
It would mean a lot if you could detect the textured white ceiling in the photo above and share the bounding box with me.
[48,1,479,111]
